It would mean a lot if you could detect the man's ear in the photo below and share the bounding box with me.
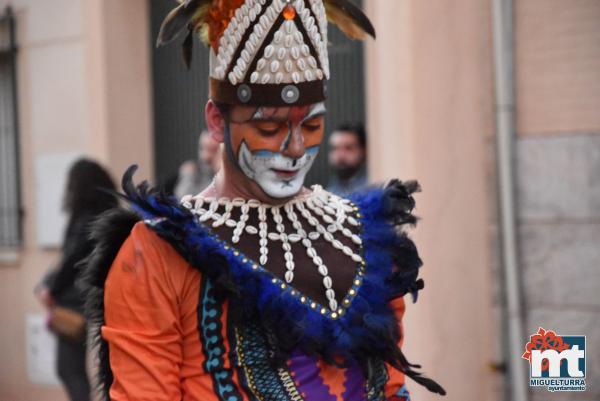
[206,100,226,143]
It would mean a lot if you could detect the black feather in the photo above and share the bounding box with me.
[156,0,203,47]
[182,27,194,69]
[326,0,376,39]
[79,207,141,401]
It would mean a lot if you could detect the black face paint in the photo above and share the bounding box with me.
[223,123,239,168]
[280,122,294,152]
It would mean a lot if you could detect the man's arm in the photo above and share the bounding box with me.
[102,223,190,401]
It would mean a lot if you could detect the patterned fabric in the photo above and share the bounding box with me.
[228,307,390,401]
[231,317,304,401]
[199,278,244,401]
[388,385,411,401]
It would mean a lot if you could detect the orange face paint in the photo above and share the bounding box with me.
[225,102,326,198]
[228,103,326,156]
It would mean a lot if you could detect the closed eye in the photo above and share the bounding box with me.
[258,127,280,136]
[302,117,324,132]
[253,121,283,136]
[303,123,322,132]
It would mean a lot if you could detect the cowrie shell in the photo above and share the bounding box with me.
[257,58,266,71]
[291,47,300,59]
[264,45,275,58]
[270,60,280,73]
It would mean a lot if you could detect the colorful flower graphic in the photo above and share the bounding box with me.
[522,327,570,372]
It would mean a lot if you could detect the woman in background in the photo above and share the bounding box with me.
[38,158,117,401]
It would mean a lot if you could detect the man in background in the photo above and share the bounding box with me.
[174,130,222,198]
[327,123,368,196]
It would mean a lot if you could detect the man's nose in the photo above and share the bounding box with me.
[282,127,305,160]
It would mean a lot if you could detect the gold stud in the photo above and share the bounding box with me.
[354,279,361,286]
[300,297,306,303]
[242,258,248,263]
[344,299,350,305]
[331,312,338,319]
[272,278,277,283]
[349,289,356,296]
[281,283,287,289]
[311,302,317,309]
[234,251,240,256]
[320,308,327,314]
[252,264,259,270]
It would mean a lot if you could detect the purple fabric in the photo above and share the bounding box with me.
[342,362,366,401]
[287,351,368,401]
[288,352,336,401]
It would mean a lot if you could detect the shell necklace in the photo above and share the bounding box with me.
[181,185,363,311]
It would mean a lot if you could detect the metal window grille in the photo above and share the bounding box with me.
[149,0,366,189]
[0,7,22,248]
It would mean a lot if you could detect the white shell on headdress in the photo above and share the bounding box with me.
[209,0,329,85]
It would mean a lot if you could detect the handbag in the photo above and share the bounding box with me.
[48,306,86,342]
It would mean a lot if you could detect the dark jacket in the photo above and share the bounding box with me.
[50,213,96,311]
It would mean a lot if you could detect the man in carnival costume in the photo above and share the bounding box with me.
[82,1,445,400]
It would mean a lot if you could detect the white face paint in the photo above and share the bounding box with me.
[238,142,320,198]
[228,102,326,199]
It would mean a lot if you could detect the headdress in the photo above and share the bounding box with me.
[157,0,375,107]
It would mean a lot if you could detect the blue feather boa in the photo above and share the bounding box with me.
[117,167,444,395]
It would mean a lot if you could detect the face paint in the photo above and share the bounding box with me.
[237,142,320,198]
[226,102,326,198]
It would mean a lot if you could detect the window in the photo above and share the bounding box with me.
[0,7,22,248]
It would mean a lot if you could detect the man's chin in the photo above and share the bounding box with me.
[335,165,361,181]
[257,173,305,200]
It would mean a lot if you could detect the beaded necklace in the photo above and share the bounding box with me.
[181,185,363,311]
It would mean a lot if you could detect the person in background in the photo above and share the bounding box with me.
[327,123,368,196]
[174,130,222,199]
[37,159,117,401]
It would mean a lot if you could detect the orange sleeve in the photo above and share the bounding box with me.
[102,222,196,401]
[384,296,409,400]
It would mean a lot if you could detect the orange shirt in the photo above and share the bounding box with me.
[102,223,406,401]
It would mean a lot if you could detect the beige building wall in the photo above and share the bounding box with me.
[365,0,498,400]
[514,2,600,401]
[515,0,600,136]
[365,1,600,401]
[0,1,152,400]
